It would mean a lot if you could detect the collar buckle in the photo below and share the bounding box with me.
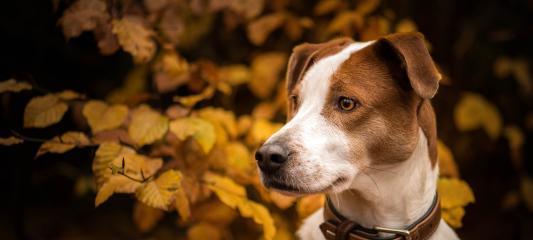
[373,226,412,240]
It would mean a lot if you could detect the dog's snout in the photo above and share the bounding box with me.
[255,144,288,173]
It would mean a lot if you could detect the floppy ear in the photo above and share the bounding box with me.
[286,38,353,92]
[376,32,441,99]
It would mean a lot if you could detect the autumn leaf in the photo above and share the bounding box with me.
[36,131,91,157]
[0,136,23,146]
[55,90,84,101]
[128,105,169,146]
[192,200,238,226]
[92,142,162,190]
[0,79,31,93]
[395,18,418,33]
[83,100,128,133]
[454,92,502,139]
[59,0,109,39]
[197,107,238,145]
[224,142,253,173]
[174,86,215,107]
[438,178,475,228]
[133,202,164,232]
[175,185,191,221]
[246,119,283,146]
[247,13,286,46]
[218,65,251,86]
[204,172,276,240]
[24,94,69,128]
[187,222,222,240]
[326,10,363,35]
[296,194,325,219]
[314,0,345,15]
[112,16,156,63]
[169,117,216,153]
[136,170,183,211]
[153,51,190,93]
[269,191,296,209]
[441,207,465,228]
[437,140,459,178]
[249,52,287,99]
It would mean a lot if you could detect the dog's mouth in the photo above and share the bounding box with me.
[263,176,349,195]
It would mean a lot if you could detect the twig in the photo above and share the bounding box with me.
[10,129,48,142]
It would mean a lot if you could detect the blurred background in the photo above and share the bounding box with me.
[0,0,531,239]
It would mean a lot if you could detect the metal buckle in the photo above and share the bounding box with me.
[373,226,412,240]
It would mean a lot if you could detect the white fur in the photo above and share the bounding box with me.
[264,42,372,193]
[297,130,459,240]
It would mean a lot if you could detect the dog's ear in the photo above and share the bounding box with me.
[376,32,441,99]
[286,38,353,92]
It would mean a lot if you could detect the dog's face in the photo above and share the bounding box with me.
[255,32,441,195]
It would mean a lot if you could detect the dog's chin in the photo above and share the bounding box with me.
[261,174,351,196]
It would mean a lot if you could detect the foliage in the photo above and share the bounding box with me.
[7,0,531,238]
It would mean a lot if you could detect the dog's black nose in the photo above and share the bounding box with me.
[255,144,288,173]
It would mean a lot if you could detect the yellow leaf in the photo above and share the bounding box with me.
[218,65,251,86]
[153,51,190,93]
[187,222,222,240]
[36,131,91,157]
[55,90,84,101]
[395,18,417,33]
[112,16,156,63]
[438,178,475,209]
[58,0,109,39]
[174,86,215,107]
[83,100,128,133]
[247,119,283,146]
[24,94,68,128]
[314,0,344,16]
[136,170,183,211]
[437,140,459,178]
[326,10,363,35]
[454,93,502,139]
[269,191,296,209]
[203,172,276,240]
[95,177,118,206]
[92,142,163,189]
[249,52,287,99]
[169,117,216,153]
[133,202,164,232]
[225,142,253,173]
[237,115,253,136]
[247,13,286,46]
[128,105,169,146]
[175,186,191,221]
[355,0,381,16]
[252,102,278,120]
[441,207,465,228]
[197,107,238,144]
[0,79,31,93]
[296,194,325,219]
[0,136,23,146]
[192,200,238,226]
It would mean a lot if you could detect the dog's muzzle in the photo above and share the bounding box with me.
[255,143,289,174]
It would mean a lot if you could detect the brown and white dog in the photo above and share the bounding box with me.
[255,32,459,240]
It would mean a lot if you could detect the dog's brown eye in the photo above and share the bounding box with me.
[338,97,357,111]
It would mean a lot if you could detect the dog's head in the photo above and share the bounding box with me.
[255,32,441,195]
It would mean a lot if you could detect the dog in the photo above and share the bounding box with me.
[255,32,459,240]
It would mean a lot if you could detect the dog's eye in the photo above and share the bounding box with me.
[338,97,357,111]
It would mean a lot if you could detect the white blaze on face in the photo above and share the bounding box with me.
[265,42,372,192]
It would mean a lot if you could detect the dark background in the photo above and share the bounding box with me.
[1,0,532,239]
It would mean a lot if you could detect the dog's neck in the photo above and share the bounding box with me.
[328,128,438,230]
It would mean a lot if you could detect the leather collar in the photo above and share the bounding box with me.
[319,193,441,240]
